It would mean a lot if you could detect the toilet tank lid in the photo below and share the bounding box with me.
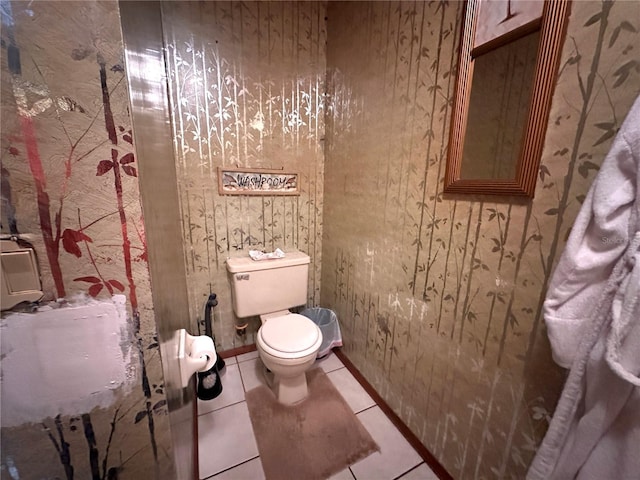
[226,250,310,273]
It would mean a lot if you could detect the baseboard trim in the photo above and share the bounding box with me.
[334,349,453,480]
[219,343,257,359]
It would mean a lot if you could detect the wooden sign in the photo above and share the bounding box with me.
[218,167,299,196]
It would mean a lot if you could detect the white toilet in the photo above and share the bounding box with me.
[226,251,322,405]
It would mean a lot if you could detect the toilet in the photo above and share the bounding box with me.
[226,251,322,405]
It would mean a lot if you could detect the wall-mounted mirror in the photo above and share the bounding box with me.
[444,0,571,197]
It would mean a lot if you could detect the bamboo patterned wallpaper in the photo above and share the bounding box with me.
[0,2,172,478]
[161,1,326,348]
[323,1,640,479]
[2,1,638,478]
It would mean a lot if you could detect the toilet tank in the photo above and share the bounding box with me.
[226,251,310,318]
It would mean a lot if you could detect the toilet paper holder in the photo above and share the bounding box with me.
[177,329,217,388]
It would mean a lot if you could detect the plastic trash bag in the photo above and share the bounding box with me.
[300,307,343,358]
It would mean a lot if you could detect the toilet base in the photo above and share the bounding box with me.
[257,324,321,405]
[275,372,309,405]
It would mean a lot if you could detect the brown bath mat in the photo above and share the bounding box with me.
[245,368,379,480]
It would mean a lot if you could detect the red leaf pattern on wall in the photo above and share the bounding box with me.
[108,279,125,292]
[3,4,163,477]
[74,276,124,296]
[88,283,104,297]
[119,153,134,165]
[97,160,114,176]
[73,276,101,284]
[98,58,138,311]
[62,229,92,257]
[122,165,137,177]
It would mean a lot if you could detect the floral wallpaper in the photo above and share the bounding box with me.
[322,1,640,479]
[0,1,173,478]
[161,1,327,349]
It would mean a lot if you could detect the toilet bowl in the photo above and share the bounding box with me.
[257,312,323,405]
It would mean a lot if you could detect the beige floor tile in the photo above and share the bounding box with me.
[328,467,356,480]
[219,355,238,366]
[236,350,260,363]
[396,462,439,479]
[326,367,375,413]
[198,349,430,480]
[210,457,265,480]
[198,402,259,479]
[350,406,422,480]
[315,351,344,373]
[238,357,268,392]
[198,363,245,416]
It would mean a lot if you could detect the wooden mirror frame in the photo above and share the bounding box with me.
[444,0,571,197]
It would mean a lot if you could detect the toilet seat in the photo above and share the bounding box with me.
[258,313,322,360]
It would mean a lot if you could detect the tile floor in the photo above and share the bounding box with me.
[197,350,438,480]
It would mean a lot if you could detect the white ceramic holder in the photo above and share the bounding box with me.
[177,329,217,388]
